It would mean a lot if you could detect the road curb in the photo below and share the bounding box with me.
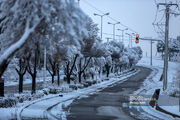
[156,105,180,118]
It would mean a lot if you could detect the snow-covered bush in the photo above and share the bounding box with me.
[0,97,17,108]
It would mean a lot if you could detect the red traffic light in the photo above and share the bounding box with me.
[136,40,139,43]
[135,34,139,44]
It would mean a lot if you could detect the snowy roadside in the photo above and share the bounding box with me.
[0,68,138,120]
[4,75,66,87]
[131,57,180,120]
[16,69,139,120]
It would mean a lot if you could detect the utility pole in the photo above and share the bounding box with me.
[94,13,109,40]
[150,40,153,66]
[157,3,178,91]
[108,22,120,41]
[43,48,46,84]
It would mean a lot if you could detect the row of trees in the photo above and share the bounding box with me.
[0,0,142,96]
[157,36,180,61]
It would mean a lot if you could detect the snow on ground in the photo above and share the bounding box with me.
[5,75,66,87]
[17,69,139,120]
[138,56,179,85]
[134,56,180,120]
[0,107,17,120]
[161,106,180,116]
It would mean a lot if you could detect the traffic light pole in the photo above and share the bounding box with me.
[139,38,163,66]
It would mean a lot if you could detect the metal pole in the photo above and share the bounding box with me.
[119,36,121,42]
[151,40,153,66]
[43,47,47,85]
[101,16,103,40]
[129,35,130,48]
[131,35,132,48]
[163,5,169,91]
[113,24,115,41]
[122,31,124,42]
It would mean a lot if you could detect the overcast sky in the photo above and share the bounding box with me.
[79,0,180,57]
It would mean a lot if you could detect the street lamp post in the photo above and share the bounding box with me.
[117,28,128,42]
[131,33,136,47]
[106,37,112,43]
[125,33,132,48]
[94,13,109,40]
[108,22,120,41]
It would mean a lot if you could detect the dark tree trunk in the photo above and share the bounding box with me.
[0,60,9,97]
[0,79,4,97]
[78,58,82,83]
[57,72,60,86]
[32,74,36,94]
[64,54,78,84]
[78,57,91,83]
[98,67,101,78]
[57,64,60,86]
[27,43,39,94]
[78,72,82,83]
[67,74,71,84]
[16,58,27,93]
[83,72,86,80]
[19,75,23,93]
[120,66,122,72]
[105,63,110,78]
[91,73,94,80]
[52,75,54,84]
[106,70,109,77]
[47,57,57,84]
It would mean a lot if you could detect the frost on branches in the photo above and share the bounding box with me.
[0,0,143,97]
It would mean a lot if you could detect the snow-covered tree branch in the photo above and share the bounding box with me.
[0,18,41,66]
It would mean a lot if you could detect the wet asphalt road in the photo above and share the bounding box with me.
[66,66,152,120]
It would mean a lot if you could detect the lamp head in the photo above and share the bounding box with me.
[105,13,110,15]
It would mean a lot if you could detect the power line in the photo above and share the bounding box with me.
[82,0,138,33]
[82,0,104,14]
[153,6,159,24]
[152,0,179,39]
[158,11,166,23]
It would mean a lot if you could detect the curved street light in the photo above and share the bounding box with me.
[108,22,120,41]
[94,13,110,40]
[117,28,128,42]
[125,33,132,48]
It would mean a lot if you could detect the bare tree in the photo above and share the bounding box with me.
[15,58,27,93]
